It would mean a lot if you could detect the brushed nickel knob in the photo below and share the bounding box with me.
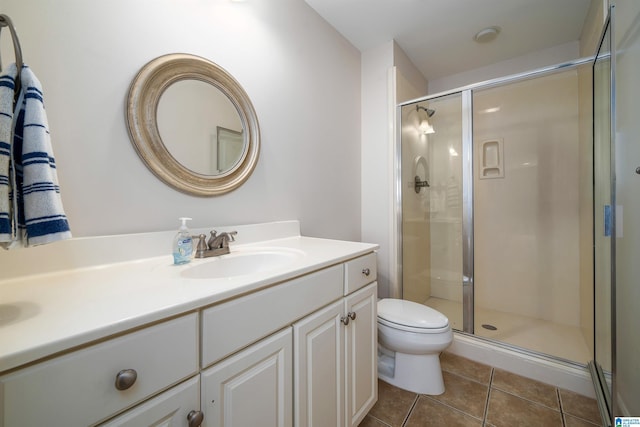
[115,369,137,391]
[341,316,350,325]
[348,311,357,321]
[187,410,204,427]
[362,268,371,276]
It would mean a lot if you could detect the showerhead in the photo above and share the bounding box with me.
[416,105,435,117]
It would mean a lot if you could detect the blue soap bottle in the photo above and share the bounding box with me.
[172,217,193,265]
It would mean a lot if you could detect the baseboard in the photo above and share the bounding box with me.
[447,332,596,398]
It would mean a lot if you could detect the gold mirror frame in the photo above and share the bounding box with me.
[126,53,260,196]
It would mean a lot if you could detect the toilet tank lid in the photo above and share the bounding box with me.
[378,299,449,329]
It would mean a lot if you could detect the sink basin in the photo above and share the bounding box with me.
[180,249,303,279]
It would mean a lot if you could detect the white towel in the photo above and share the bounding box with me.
[0,63,17,244]
[10,65,71,247]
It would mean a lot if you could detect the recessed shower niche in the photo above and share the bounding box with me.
[478,138,504,179]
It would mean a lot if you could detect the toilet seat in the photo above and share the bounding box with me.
[377,299,449,333]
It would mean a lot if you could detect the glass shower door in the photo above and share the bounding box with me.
[593,15,612,374]
[400,93,466,331]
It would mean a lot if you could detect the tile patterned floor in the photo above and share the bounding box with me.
[360,352,604,427]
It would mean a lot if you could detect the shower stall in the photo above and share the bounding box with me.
[397,60,597,365]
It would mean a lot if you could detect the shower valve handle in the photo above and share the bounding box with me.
[414,175,430,193]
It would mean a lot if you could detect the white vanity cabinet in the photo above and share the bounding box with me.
[0,313,199,427]
[0,243,377,427]
[200,253,377,427]
[294,254,377,427]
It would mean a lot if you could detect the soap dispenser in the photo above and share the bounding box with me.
[172,217,193,265]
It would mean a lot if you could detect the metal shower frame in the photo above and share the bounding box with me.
[393,55,594,335]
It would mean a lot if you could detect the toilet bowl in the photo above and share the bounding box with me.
[377,298,453,395]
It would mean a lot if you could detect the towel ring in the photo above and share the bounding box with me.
[0,14,24,97]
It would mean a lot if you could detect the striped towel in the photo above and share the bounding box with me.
[4,65,71,248]
[0,64,17,244]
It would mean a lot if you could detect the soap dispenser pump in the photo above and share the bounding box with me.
[172,217,193,265]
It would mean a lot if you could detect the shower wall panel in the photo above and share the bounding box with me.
[473,70,582,327]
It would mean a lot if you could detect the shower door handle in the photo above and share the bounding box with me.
[414,175,429,193]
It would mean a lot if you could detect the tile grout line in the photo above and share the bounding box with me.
[421,393,486,424]
[489,386,564,413]
[558,389,603,426]
[484,367,495,424]
[441,367,494,387]
[558,388,567,427]
[400,394,420,427]
[360,414,393,427]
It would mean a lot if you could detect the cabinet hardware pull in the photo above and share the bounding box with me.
[348,311,356,320]
[341,316,350,325]
[114,369,137,391]
[362,268,370,276]
[187,410,204,427]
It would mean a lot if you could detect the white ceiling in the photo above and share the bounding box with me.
[304,0,593,81]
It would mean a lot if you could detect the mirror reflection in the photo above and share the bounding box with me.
[126,53,260,196]
[157,80,244,176]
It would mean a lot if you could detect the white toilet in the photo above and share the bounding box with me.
[377,298,453,395]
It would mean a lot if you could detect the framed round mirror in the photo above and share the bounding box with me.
[126,53,260,196]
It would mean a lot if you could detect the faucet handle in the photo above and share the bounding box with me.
[218,231,237,249]
[207,230,218,249]
[196,234,208,252]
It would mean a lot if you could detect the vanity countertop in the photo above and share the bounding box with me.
[0,221,377,373]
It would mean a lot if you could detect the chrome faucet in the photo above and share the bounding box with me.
[195,230,237,258]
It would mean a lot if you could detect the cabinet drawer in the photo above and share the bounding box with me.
[344,253,377,295]
[201,265,343,367]
[0,313,199,427]
[100,376,200,427]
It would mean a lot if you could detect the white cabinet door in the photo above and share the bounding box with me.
[100,376,202,427]
[201,328,292,427]
[293,300,345,427]
[344,283,378,427]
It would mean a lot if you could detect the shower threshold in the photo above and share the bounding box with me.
[425,297,591,364]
